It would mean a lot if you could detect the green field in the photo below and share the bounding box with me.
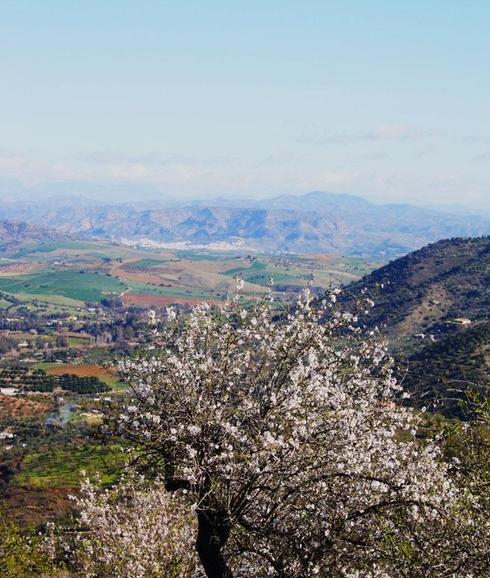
[125,258,172,268]
[224,260,267,276]
[124,278,217,299]
[223,259,343,287]
[224,260,300,285]
[0,271,127,303]
[13,444,127,487]
[174,250,229,261]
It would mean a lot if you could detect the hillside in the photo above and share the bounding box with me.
[0,192,488,257]
[345,236,490,337]
[342,237,490,417]
[397,321,490,418]
[0,221,65,250]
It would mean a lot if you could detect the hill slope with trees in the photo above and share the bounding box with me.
[397,321,490,417]
[345,236,490,337]
[342,236,490,417]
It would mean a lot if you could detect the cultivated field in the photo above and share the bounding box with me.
[0,240,379,312]
[38,363,122,389]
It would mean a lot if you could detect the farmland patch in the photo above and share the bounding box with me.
[39,363,122,389]
[0,271,127,303]
[123,292,219,307]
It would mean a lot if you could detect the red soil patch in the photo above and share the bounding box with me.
[0,395,50,419]
[45,364,115,381]
[123,292,218,307]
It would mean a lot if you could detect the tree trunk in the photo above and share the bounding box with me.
[196,509,233,578]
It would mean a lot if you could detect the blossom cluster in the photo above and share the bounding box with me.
[65,474,197,578]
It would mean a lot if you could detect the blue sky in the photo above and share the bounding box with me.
[1,1,489,209]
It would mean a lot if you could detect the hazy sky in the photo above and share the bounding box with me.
[1,1,489,209]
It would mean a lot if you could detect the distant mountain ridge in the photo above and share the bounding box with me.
[0,192,488,257]
[0,220,66,249]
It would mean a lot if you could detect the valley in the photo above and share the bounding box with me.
[0,238,376,310]
[3,4,489,572]
[0,236,379,526]
[0,231,487,550]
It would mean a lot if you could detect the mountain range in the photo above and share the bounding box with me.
[0,191,489,257]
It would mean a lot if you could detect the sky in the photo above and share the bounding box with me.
[1,0,489,210]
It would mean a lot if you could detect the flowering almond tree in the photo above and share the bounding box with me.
[116,289,485,577]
